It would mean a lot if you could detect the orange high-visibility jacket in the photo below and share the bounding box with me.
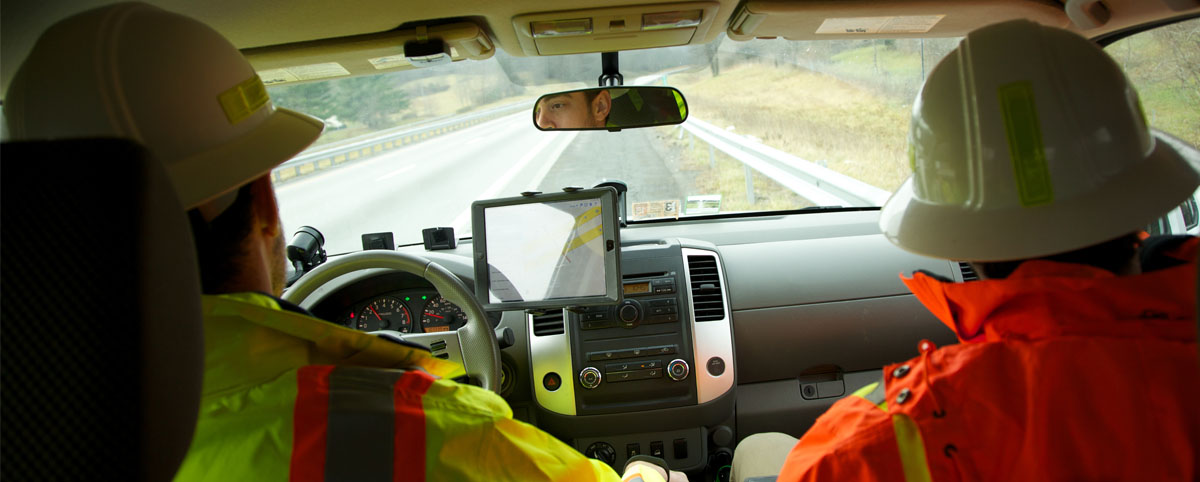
[779,238,1200,481]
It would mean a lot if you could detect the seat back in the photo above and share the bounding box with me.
[1,139,204,481]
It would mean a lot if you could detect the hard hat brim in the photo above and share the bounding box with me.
[880,131,1200,262]
[169,106,324,209]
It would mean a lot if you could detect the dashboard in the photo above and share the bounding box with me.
[293,209,962,476]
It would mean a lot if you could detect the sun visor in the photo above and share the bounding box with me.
[243,22,494,86]
[728,1,1068,41]
[513,2,721,56]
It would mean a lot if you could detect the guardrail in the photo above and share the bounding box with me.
[272,100,532,183]
[679,117,892,207]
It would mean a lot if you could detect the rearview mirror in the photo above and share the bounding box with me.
[533,86,688,131]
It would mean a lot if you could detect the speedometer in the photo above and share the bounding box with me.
[421,295,467,332]
[357,297,412,332]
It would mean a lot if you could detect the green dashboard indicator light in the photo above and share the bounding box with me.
[404,296,411,301]
[421,295,428,300]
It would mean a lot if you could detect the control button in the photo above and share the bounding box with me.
[584,312,607,321]
[667,359,690,381]
[650,441,665,458]
[543,372,562,391]
[649,306,678,316]
[607,369,664,382]
[652,345,677,356]
[653,286,675,294]
[645,314,678,324]
[648,298,677,307]
[588,351,618,361]
[585,442,616,466]
[606,361,633,372]
[626,443,641,458]
[639,360,662,370]
[580,367,602,389]
[614,347,645,359]
[673,438,688,459]
[707,357,726,376]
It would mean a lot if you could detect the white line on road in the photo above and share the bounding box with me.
[449,132,563,233]
[378,165,417,182]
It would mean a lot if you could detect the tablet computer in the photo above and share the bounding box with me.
[471,187,622,311]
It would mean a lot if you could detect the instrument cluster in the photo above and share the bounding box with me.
[335,290,468,334]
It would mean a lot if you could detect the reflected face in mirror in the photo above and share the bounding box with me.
[534,87,688,131]
[535,90,612,129]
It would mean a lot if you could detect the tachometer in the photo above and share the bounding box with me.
[357,297,412,332]
[421,295,467,332]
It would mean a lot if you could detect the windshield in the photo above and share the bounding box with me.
[270,36,963,253]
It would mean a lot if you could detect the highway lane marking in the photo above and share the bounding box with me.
[449,132,562,233]
[275,112,528,195]
[378,165,417,182]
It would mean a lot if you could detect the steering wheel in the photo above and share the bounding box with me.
[282,250,501,393]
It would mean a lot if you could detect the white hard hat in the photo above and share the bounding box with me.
[4,2,323,211]
[880,19,1200,262]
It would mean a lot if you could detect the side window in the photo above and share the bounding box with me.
[1105,17,1199,147]
[1107,18,1200,235]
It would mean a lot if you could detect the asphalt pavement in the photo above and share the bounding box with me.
[274,111,688,255]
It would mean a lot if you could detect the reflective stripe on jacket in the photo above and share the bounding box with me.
[174,292,621,482]
[779,237,1200,481]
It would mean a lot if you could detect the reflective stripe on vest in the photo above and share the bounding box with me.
[852,381,888,411]
[290,365,436,481]
[892,413,933,482]
[852,378,933,482]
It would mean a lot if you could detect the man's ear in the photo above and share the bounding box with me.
[592,90,612,122]
[247,175,281,238]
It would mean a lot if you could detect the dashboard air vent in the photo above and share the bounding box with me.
[688,255,725,322]
[531,310,565,336]
[958,262,979,282]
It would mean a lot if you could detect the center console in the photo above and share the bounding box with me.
[527,239,736,472]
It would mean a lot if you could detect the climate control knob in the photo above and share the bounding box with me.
[579,367,602,389]
[667,359,690,381]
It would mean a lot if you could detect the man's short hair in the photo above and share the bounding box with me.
[970,232,1142,280]
[188,185,256,293]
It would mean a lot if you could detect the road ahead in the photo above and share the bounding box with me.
[275,110,685,254]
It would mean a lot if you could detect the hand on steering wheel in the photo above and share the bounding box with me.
[281,251,502,393]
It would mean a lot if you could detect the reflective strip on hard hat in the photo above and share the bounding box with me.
[891,413,933,482]
[217,74,270,125]
[851,380,888,412]
[997,80,1054,207]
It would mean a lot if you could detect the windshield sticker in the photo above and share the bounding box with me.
[259,63,351,85]
[632,200,681,220]
[816,15,944,34]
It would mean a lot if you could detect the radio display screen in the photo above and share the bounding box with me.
[623,282,651,295]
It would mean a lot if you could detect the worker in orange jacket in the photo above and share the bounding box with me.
[732,19,1200,481]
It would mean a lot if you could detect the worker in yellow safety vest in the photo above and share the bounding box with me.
[4,3,687,481]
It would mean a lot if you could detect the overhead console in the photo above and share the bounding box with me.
[512,2,722,56]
